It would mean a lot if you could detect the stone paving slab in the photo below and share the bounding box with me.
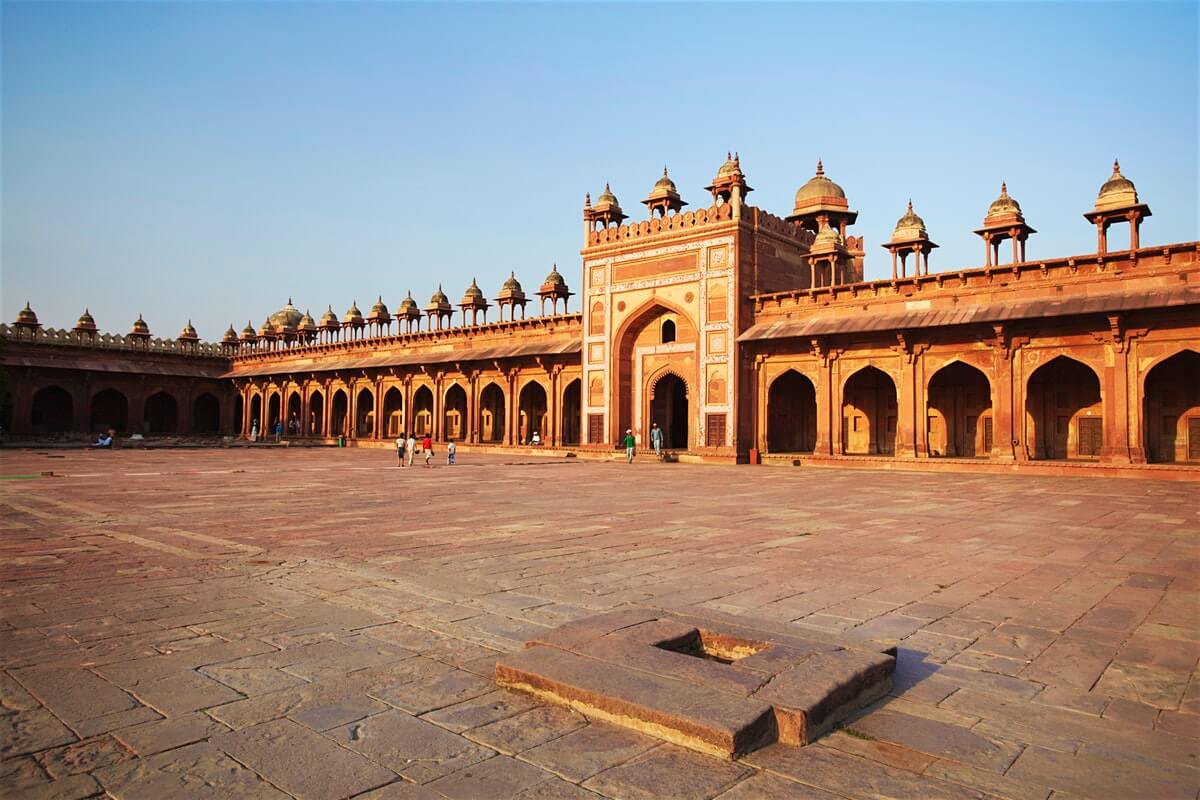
[1,448,1198,799]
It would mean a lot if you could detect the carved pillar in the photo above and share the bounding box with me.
[549,365,560,447]
[374,377,384,440]
[506,369,517,446]
[433,372,444,441]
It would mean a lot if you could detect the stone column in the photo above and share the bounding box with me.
[505,370,516,446]
[433,374,444,442]
[895,359,916,459]
[374,378,384,440]
[1102,342,1133,465]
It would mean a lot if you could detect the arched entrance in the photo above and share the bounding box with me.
[233,394,243,435]
[444,384,467,441]
[266,393,281,434]
[192,393,221,434]
[927,362,992,457]
[561,379,581,445]
[331,390,348,436]
[767,370,816,453]
[650,373,688,450]
[1026,356,1102,460]
[382,387,404,437]
[144,391,179,434]
[480,383,505,443]
[519,382,547,444]
[355,387,375,438]
[1143,350,1200,464]
[842,367,897,455]
[616,301,697,446]
[91,388,129,432]
[249,394,262,436]
[32,386,73,433]
[413,386,433,436]
[308,390,324,435]
[286,392,302,436]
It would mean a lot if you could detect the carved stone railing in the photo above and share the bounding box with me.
[0,324,232,357]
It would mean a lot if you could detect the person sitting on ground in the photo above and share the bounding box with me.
[94,430,114,448]
[531,430,541,446]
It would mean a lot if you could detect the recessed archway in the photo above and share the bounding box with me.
[144,391,179,434]
[382,387,404,438]
[249,394,262,436]
[330,390,348,437]
[519,382,548,444]
[842,366,897,455]
[444,384,467,441]
[927,362,992,458]
[286,393,302,436]
[1143,350,1200,464]
[355,387,375,438]
[615,299,697,442]
[91,388,129,433]
[233,394,243,436]
[192,393,221,434]
[32,386,73,434]
[767,370,816,453]
[650,372,689,450]
[308,390,324,435]
[266,393,281,433]
[480,383,505,443]
[413,386,434,437]
[561,379,581,446]
[1026,356,1102,460]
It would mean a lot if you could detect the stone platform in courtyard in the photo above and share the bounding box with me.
[497,607,894,756]
[1,447,1197,799]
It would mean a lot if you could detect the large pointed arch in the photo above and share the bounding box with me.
[927,361,992,457]
[841,365,897,455]
[479,382,505,443]
[1025,355,1102,460]
[767,369,816,453]
[1142,349,1199,464]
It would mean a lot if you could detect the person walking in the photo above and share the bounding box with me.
[623,429,636,463]
[422,434,434,468]
[650,422,664,460]
[396,434,405,467]
[447,440,456,466]
[406,432,416,467]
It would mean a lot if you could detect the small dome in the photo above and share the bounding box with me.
[794,160,846,205]
[716,151,742,179]
[462,279,483,300]
[1096,159,1139,209]
[298,309,317,331]
[342,301,363,324]
[15,302,39,326]
[502,272,523,292]
[652,167,677,194]
[319,305,339,326]
[429,285,449,305]
[542,264,565,287]
[369,296,389,316]
[241,320,257,338]
[179,320,199,340]
[130,314,150,335]
[75,308,97,331]
[399,291,418,311]
[595,183,619,207]
[892,200,928,240]
[986,182,1022,218]
[222,324,238,343]
[258,317,275,336]
[269,298,304,329]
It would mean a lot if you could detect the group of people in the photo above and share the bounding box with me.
[624,421,665,463]
[396,433,455,467]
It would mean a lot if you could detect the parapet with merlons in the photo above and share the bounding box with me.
[0,323,229,357]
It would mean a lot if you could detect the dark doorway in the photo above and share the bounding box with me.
[309,391,324,435]
[561,379,581,445]
[650,373,688,450]
[193,393,221,434]
[519,382,547,444]
[144,391,179,434]
[767,371,816,453]
[287,393,302,436]
[842,367,897,455]
[480,383,505,442]
[331,390,348,437]
[927,362,992,457]
[91,388,129,432]
[234,394,244,435]
[413,386,434,436]
[355,388,374,438]
[382,387,403,437]
[267,393,281,434]
[444,384,467,440]
[32,386,73,433]
[249,394,262,435]
[1026,356,1101,460]
[1143,350,1200,463]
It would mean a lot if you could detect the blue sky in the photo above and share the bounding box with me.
[3,2,1197,339]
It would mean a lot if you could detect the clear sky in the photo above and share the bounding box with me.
[3,1,1197,340]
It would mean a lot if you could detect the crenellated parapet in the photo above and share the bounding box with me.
[586,203,735,246]
[0,323,230,357]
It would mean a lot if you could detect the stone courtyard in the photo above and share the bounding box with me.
[1,448,1197,800]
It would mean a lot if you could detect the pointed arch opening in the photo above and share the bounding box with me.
[615,299,697,443]
[382,387,404,438]
[1143,350,1200,464]
[1026,356,1102,460]
[331,389,348,437]
[444,384,467,441]
[927,362,993,457]
[519,382,548,444]
[561,378,581,445]
[286,392,302,436]
[249,394,262,436]
[842,366,897,455]
[355,387,375,438]
[192,393,221,434]
[144,391,179,434]
[32,386,73,434]
[233,394,244,436]
[767,370,816,453]
[308,390,324,435]
[650,372,689,450]
[91,388,129,433]
[480,383,505,443]
[266,392,281,433]
[413,386,434,437]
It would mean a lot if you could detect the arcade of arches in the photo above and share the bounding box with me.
[23,381,232,437]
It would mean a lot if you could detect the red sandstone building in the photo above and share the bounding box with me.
[3,158,1197,475]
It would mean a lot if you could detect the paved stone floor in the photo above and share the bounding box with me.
[1,448,1198,800]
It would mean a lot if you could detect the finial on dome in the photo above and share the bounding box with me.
[604,182,611,192]
[662,165,669,177]
[287,297,292,304]
[733,151,739,164]
[907,199,913,212]
[816,159,824,176]
[1113,159,1121,173]
[585,192,591,205]
[726,150,731,160]
[1000,181,1007,194]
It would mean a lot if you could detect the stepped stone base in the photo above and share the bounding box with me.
[495,607,895,759]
